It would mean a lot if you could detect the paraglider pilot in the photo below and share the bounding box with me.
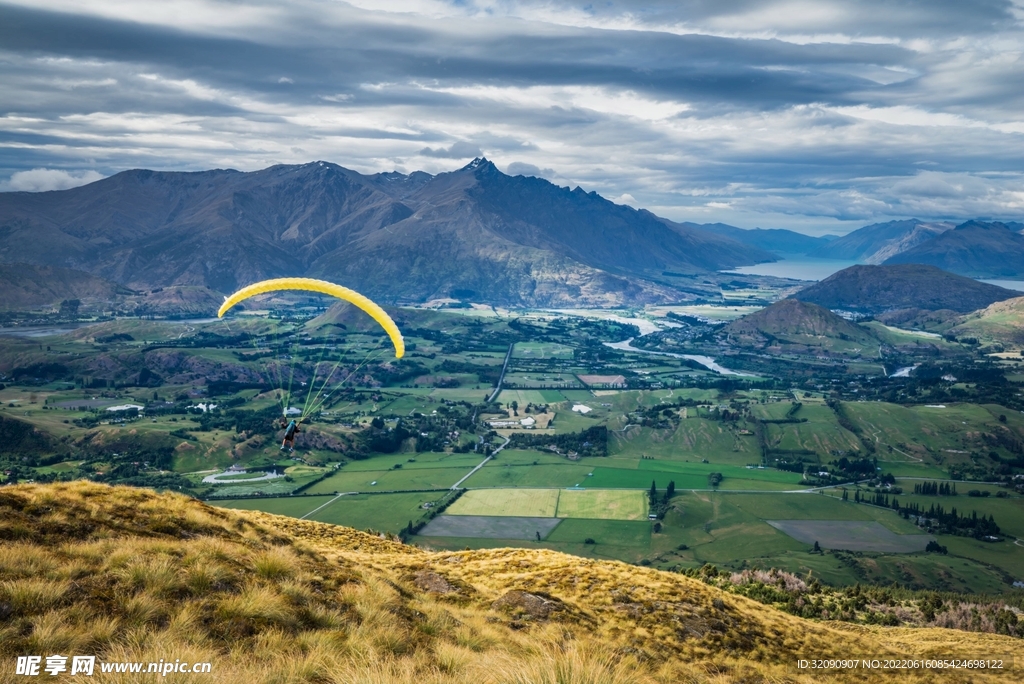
[280,418,300,452]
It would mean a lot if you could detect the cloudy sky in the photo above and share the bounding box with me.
[1,0,1023,235]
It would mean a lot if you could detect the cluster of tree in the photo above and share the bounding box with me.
[648,479,676,519]
[899,501,1001,538]
[508,425,607,457]
[850,490,901,510]
[833,456,877,476]
[914,481,957,496]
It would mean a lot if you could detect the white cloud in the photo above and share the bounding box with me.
[4,168,104,192]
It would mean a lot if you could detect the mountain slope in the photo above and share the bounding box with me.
[2,481,1020,683]
[683,222,830,254]
[0,160,770,306]
[0,263,129,309]
[811,219,953,263]
[792,264,1019,314]
[883,221,1024,277]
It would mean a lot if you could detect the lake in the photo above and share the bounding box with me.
[728,259,1024,290]
[724,258,860,281]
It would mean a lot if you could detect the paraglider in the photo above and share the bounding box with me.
[219,278,405,423]
[280,418,300,452]
[218,277,404,358]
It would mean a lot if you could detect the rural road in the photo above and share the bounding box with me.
[486,343,515,404]
[300,491,358,519]
[451,436,510,490]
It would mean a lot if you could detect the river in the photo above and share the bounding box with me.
[604,338,753,376]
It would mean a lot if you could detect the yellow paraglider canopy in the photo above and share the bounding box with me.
[218,277,404,358]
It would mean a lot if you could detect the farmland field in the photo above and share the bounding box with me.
[555,488,647,520]
[446,488,559,517]
[5,302,1024,599]
[766,520,933,552]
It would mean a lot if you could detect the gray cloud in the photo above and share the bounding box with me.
[419,141,483,158]
[2,167,104,192]
[506,162,555,179]
[0,0,1022,233]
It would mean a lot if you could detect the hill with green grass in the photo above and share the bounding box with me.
[949,296,1024,349]
[1,481,1021,683]
[722,298,877,354]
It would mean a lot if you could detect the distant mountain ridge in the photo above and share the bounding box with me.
[883,220,1024,277]
[684,222,832,254]
[0,159,773,306]
[792,264,1020,314]
[810,219,954,263]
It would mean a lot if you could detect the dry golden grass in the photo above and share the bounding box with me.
[0,481,1021,683]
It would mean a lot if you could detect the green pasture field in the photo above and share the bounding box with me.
[558,389,598,403]
[301,465,469,493]
[304,492,448,533]
[490,449,568,466]
[341,452,485,472]
[638,490,1017,592]
[495,389,558,406]
[213,495,334,518]
[861,322,959,350]
[462,463,594,488]
[842,401,1023,466]
[761,404,862,458]
[546,407,602,433]
[555,489,648,520]
[511,342,575,359]
[502,373,581,390]
[447,488,560,517]
[584,462,804,491]
[545,518,652,559]
[940,535,1024,579]
[875,462,950,478]
[882,489,1024,539]
[609,417,760,465]
[427,388,494,402]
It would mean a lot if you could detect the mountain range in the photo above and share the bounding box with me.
[810,219,954,263]
[809,218,1024,277]
[883,220,1024,277]
[0,159,774,307]
[686,222,833,254]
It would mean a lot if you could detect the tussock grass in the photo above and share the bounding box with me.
[0,481,1020,683]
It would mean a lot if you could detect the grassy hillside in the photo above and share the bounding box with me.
[950,296,1024,349]
[1,481,1021,683]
